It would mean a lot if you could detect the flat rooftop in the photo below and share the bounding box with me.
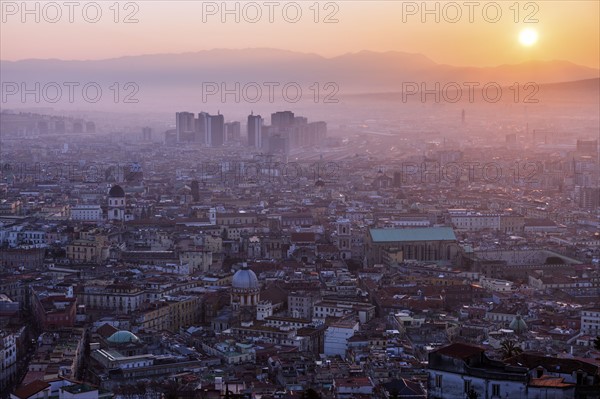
[370,227,456,243]
[61,384,97,394]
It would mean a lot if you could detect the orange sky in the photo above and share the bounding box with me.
[1,1,598,68]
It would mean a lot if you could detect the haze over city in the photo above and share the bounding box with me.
[0,1,599,399]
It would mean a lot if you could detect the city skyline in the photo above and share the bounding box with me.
[1,1,599,398]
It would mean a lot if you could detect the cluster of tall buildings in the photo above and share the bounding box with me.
[0,111,96,136]
[174,110,326,153]
[249,111,327,153]
[175,111,226,146]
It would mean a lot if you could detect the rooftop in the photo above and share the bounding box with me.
[61,384,98,394]
[529,376,573,388]
[13,380,50,399]
[433,343,485,360]
[370,227,456,243]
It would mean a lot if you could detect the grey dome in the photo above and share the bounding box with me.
[509,315,528,334]
[107,330,140,344]
[232,265,259,290]
[108,185,125,198]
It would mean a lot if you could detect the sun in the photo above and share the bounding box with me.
[519,28,538,47]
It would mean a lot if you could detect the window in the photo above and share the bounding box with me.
[435,375,443,388]
[492,384,500,396]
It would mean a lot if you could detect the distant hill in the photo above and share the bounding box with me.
[1,49,598,110]
[345,78,600,104]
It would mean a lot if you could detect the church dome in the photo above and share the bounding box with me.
[108,185,125,198]
[107,330,140,344]
[509,315,528,334]
[232,264,259,290]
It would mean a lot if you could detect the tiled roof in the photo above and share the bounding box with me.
[506,353,599,375]
[13,380,50,399]
[97,323,118,338]
[433,343,485,360]
[529,376,573,388]
[290,232,316,242]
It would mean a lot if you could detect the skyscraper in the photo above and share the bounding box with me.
[247,113,263,149]
[224,121,241,142]
[271,111,295,131]
[205,113,224,147]
[268,133,289,154]
[308,121,327,145]
[195,112,209,144]
[176,111,195,142]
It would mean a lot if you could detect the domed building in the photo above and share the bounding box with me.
[107,330,140,344]
[509,315,528,334]
[104,330,144,356]
[231,263,260,310]
[108,184,126,221]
